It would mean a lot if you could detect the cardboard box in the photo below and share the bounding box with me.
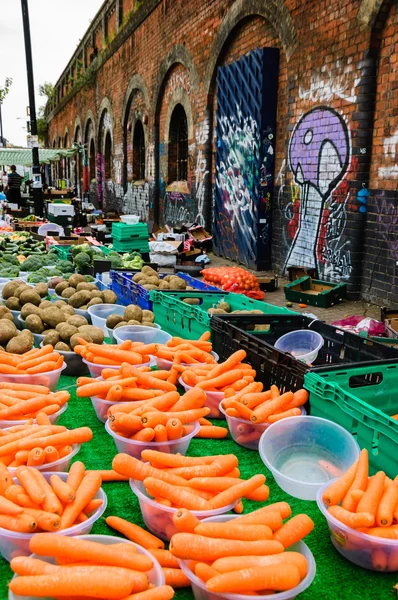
[47,235,89,246]
[189,226,212,243]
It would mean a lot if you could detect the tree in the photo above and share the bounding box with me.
[38,81,54,100]
[37,81,54,145]
[0,77,12,103]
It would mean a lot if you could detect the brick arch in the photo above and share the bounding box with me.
[164,89,194,144]
[63,127,69,147]
[84,110,96,144]
[97,97,114,152]
[357,0,394,29]
[203,0,298,94]
[74,117,82,142]
[122,74,150,129]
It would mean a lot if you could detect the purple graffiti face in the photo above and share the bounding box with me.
[288,107,350,196]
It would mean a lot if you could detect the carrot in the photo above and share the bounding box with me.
[144,477,209,510]
[197,370,248,391]
[106,516,164,549]
[22,507,61,532]
[356,471,386,517]
[87,469,129,482]
[147,549,179,569]
[170,533,284,560]
[285,389,309,409]
[16,466,45,505]
[0,495,24,516]
[0,461,12,494]
[165,418,183,441]
[194,522,273,541]
[357,526,398,539]
[60,472,102,529]
[322,460,358,506]
[0,513,37,532]
[251,392,294,423]
[44,446,60,463]
[67,461,86,491]
[206,564,301,593]
[195,426,228,439]
[141,407,210,428]
[212,551,307,577]
[50,474,75,504]
[131,428,156,442]
[141,451,215,468]
[17,427,93,452]
[267,408,302,422]
[162,567,191,588]
[273,514,314,548]
[376,479,398,527]
[342,449,369,511]
[195,563,220,583]
[26,447,46,467]
[170,388,207,412]
[30,468,63,515]
[0,382,49,393]
[207,475,266,509]
[112,453,188,486]
[120,586,175,600]
[328,505,375,528]
[172,508,201,533]
[205,351,247,379]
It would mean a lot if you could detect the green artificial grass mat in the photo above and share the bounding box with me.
[0,374,396,598]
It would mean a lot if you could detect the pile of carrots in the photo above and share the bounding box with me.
[74,338,153,366]
[0,420,92,468]
[0,383,68,424]
[153,333,216,368]
[0,461,102,533]
[169,503,314,594]
[8,533,175,600]
[0,345,64,375]
[322,448,398,569]
[113,451,270,540]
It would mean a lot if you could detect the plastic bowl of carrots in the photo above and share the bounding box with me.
[6,444,81,474]
[105,419,200,459]
[0,470,107,561]
[156,350,219,372]
[176,513,316,600]
[130,479,238,542]
[91,395,117,423]
[8,533,166,600]
[219,403,306,451]
[179,377,224,419]
[82,357,153,379]
[0,401,68,430]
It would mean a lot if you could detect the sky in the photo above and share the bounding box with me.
[0,0,104,147]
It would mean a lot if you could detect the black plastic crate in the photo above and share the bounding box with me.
[210,314,398,392]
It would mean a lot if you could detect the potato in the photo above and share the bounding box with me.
[6,332,33,354]
[142,266,158,278]
[207,308,227,314]
[106,314,124,329]
[41,307,67,328]
[127,320,142,325]
[101,290,117,304]
[56,324,78,343]
[55,281,69,295]
[158,281,170,290]
[68,274,87,288]
[35,282,48,298]
[69,291,91,308]
[39,300,53,310]
[5,297,21,311]
[78,325,104,344]
[87,298,103,307]
[61,287,76,299]
[20,289,42,307]
[90,290,102,299]
[0,306,14,322]
[124,305,143,322]
[142,284,158,290]
[169,277,186,290]
[55,342,71,352]
[67,315,88,328]
[14,284,30,299]
[0,319,17,344]
[142,310,155,323]
[60,305,75,316]
[43,330,60,346]
[146,276,160,286]
[2,280,25,300]
[114,321,128,329]
[76,282,91,292]
[54,300,67,308]
[183,298,200,305]
[86,283,99,292]
[142,321,156,327]
[218,302,231,312]
[79,305,88,310]
[163,275,174,282]
[186,286,194,290]
[25,314,44,334]
[132,273,146,283]
[21,303,42,320]
[70,332,92,350]
[20,329,34,343]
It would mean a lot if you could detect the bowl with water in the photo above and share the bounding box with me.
[259,416,360,500]
[274,330,324,365]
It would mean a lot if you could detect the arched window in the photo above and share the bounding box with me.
[132,120,146,181]
[168,104,188,182]
[89,139,96,181]
[104,132,112,180]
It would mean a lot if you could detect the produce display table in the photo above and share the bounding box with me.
[0,374,395,599]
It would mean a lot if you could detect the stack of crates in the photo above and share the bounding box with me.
[111,222,150,253]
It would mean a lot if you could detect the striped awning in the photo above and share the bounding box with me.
[0,147,76,166]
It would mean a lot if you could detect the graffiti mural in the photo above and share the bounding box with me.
[123,182,150,221]
[378,130,398,179]
[194,121,209,226]
[164,192,195,226]
[283,107,352,278]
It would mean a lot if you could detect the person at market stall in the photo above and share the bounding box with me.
[6,165,22,206]
[0,170,7,192]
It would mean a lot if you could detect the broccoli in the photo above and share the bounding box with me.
[27,273,48,284]
[0,267,20,277]
[21,256,44,272]
[74,252,91,272]
[57,260,74,273]
[1,254,20,266]
[108,254,123,269]
[42,254,60,266]
[72,244,95,260]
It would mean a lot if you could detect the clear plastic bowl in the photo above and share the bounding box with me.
[219,403,307,450]
[82,358,151,379]
[8,533,164,600]
[178,514,316,600]
[0,401,68,429]
[17,314,44,347]
[179,375,223,419]
[87,303,126,333]
[0,471,106,562]
[0,363,66,391]
[317,480,398,571]
[158,351,219,372]
[114,325,168,346]
[120,214,140,224]
[130,479,237,541]
[7,444,80,474]
[259,416,360,501]
[274,330,324,365]
[105,419,199,459]
[91,395,115,423]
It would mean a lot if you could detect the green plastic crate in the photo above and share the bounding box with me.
[112,239,150,253]
[305,363,398,477]
[111,222,149,241]
[149,290,295,340]
[49,245,72,261]
[284,276,347,308]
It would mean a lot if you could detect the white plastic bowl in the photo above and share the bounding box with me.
[219,402,307,450]
[105,419,199,459]
[179,375,223,419]
[178,514,316,600]
[7,444,80,474]
[82,357,152,379]
[120,214,140,224]
[0,363,66,391]
[87,303,126,333]
[0,471,107,562]
[91,395,116,423]
[317,480,398,571]
[130,478,237,541]
[158,350,219,372]
[0,401,68,429]
[114,325,169,346]
[274,330,324,365]
[259,416,360,501]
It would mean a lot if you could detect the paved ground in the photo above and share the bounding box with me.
[204,254,381,325]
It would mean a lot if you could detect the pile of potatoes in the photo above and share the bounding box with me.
[0,305,35,354]
[54,274,117,309]
[207,302,269,331]
[106,304,155,331]
[2,279,50,312]
[132,267,193,291]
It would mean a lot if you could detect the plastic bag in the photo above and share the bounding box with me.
[332,316,386,336]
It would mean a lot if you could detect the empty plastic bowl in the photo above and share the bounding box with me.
[317,481,398,571]
[0,363,66,391]
[158,351,219,372]
[219,402,307,450]
[0,471,106,561]
[113,324,163,346]
[179,375,223,419]
[178,514,316,600]
[8,533,164,600]
[120,214,140,224]
[87,303,126,333]
[259,416,360,500]
[7,444,80,474]
[130,479,238,541]
[0,401,68,430]
[274,330,324,365]
[91,395,115,423]
[105,419,199,459]
[83,357,151,379]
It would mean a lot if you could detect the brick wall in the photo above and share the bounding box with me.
[47,0,398,304]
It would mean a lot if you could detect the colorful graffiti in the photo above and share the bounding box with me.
[283,107,352,278]
[164,192,195,226]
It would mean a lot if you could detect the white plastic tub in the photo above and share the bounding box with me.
[114,325,169,346]
[91,395,115,423]
[87,303,126,333]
